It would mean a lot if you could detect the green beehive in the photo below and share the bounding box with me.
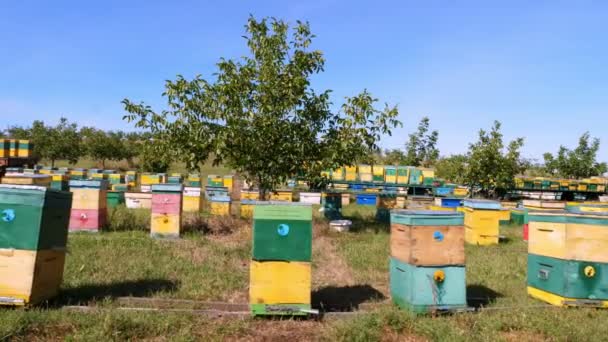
[252,203,312,262]
[0,185,72,251]
[322,192,342,220]
[106,191,125,208]
[409,169,422,185]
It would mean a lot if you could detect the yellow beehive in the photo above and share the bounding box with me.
[150,213,181,236]
[241,202,255,218]
[0,139,8,157]
[1,175,51,187]
[51,174,68,182]
[0,249,66,306]
[241,190,260,200]
[364,188,381,193]
[344,165,357,181]
[91,173,107,180]
[71,188,107,210]
[182,187,202,213]
[38,169,52,175]
[8,139,17,157]
[249,261,311,305]
[331,168,345,181]
[453,187,468,197]
[578,182,588,192]
[223,175,233,192]
[269,190,292,202]
[209,201,231,216]
[17,140,30,157]
[464,207,506,246]
[420,168,435,179]
[140,174,161,185]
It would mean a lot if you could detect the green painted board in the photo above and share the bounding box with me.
[253,203,312,221]
[0,187,72,250]
[391,210,464,226]
[322,193,342,220]
[250,304,310,316]
[528,254,608,300]
[390,258,466,312]
[528,212,608,226]
[107,191,125,208]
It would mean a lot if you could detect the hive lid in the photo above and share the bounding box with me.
[391,209,464,226]
[463,199,502,210]
[253,201,312,220]
[210,196,231,202]
[69,179,108,189]
[151,184,183,193]
[0,184,49,192]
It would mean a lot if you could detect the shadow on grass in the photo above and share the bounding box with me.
[53,279,179,306]
[341,211,389,233]
[466,284,503,308]
[312,284,386,312]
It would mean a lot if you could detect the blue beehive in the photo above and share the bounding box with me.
[356,193,377,206]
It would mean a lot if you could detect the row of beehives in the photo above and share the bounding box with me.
[0,139,31,158]
[514,176,608,193]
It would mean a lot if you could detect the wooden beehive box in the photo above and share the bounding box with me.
[150,184,183,239]
[68,180,108,233]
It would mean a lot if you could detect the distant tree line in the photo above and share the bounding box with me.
[0,118,163,170]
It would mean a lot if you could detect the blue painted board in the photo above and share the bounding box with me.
[463,199,501,210]
[356,194,377,206]
[68,179,108,189]
[441,198,463,208]
[391,210,464,226]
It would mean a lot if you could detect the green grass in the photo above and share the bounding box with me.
[3,205,608,341]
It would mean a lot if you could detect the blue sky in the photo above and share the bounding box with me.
[2,1,607,162]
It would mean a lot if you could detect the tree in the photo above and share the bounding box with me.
[44,118,83,167]
[383,149,406,165]
[543,132,606,178]
[434,154,468,184]
[404,117,439,167]
[81,128,124,168]
[123,16,400,197]
[465,121,525,197]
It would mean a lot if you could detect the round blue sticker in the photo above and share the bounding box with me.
[1,209,16,222]
[433,231,444,242]
[277,224,290,236]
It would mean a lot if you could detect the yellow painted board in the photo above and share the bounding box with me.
[345,172,357,181]
[465,226,499,245]
[385,175,397,183]
[71,188,107,210]
[358,165,372,174]
[527,286,608,308]
[0,249,65,306]
[454,188,468,196]
[241,191,259,200]
[51,174,68,182]
[182,197,201,212]
[359,173,373,182]
[529,222,608,263]
[210,201,231,216]
[345,166,357,174]
[141,174,161,185]
[249,261,311,305]
[430,205,456,211]
[421,169,435,178]
[151,213,181,236]
[528,221,567,258]
[372,165,384,176]
[269,191,292,202]
[498,209,511,221]
[463,208,502,234]
[1,176,51,187]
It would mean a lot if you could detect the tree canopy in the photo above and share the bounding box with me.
[403,117,439,167]
[123,16,400,196]
[543,132,607,178]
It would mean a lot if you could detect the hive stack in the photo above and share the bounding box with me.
[69,180,108,233]
[124,192,152,209]
[0,184,72,305]
[322,192,342,220]
[167,173,183,184]
[390,210,467,313]
[1,174,51,187]
[409,168,423,185]
[345,166,357,182]
[331,167,345,182]
[385,166,397,184]
[223,175,234,193]
[50,174,69,191]
[0,139,9,157]
[240,191,259,218]
[396,166,409,184]
[358,165,372,182]
[250,202,313,315]
[209,195,231,216]
[182,186,202,213]
[70,168,87,180]
[150,184,183,238]
[463,199,508,246]
[207,175,223,187]
[528,211,608,307]
[376,193,406,223]
[125,171,137,188]
[106,190,125,208]
[372,165,384,183]
[140,173,161,193]
[186,173,201,187]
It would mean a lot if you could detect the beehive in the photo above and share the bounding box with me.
[8,140,17,157]
[409,169,423,185]
[356,193,377,206]
[223,175,234,192]
[182,187,201,213]
[141,173,161,186]
[106,191,125,208]
[566,203,608,213]
[15,140,30,157]
[1,174,51,187]
[111,184,129,192]
[341,193,350,206]
[376,193,406,223]
[528,210,608,306]
[322,192,342,220]
[205,186,229,200]
[209,196,231,216]
[124,192,152,209]
[453,187,468,197]
[372,165,385,183]
[186,173,201,187]
[523,200,565,211]
[269,190,293,202]
[0,139,9,157]
[358,164,372,182]
[390,210,466,313]
[150,184,183,238]
[396,166,410,184]
[207,175,223,187]
[70,169,87,180]
[240,199,256,218]
[0,184,72,306]
[299,192,321,204]
[463,199,506,246]
[49,174,69,191]
[107,173,123,185]
[250,202,312,315]
[68,180,108,233]
[345,165,357,182]
[385,166,397,184]
[241,190,260,201]
[125,171,137,187]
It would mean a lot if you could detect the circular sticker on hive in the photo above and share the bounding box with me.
[1,209,15,222]
[277,224,290,236]
[584,265,596,278]
[433,231,444,242]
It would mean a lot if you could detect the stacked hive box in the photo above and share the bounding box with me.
[182,186,202,213]
[241,191,260,218]
[463,199,507,246]
[331,168,345,182]
[106,191,125,208]
[223,175,234,193]
[209,196,231,216]
[356,193,377,206]
[322,192,342,220]
[390,210,467,313]
[124,192,152,209]
[523,200,565,211]
[250,202,313,315]
[151,184,183,238]
[566,203,608,213]
[397,166,409,184]
[50,174,69,191]
[0,139,9,157]
[125,171,137,188]
[8,140,17,157]
[421,169,435,186]
[207,175,223,187]
[186,173,201,187]
[0,184,72,305]
[269,190,293,202]
[69,180,108,233]
[107,173,123,186]
[409,168,423,185]
[385,166,397,184]
[527,211,608,307]
[299,192,321,205]
[70,168,87,180]
[140,173,161,193]
[376,193,406,223]
[359,165,372,182]
[16,140,30,157]
[168,173,183,184]
[1,174,51,187]
[111,184,128,192]
[372,165,384,183]
[345,166,357,182]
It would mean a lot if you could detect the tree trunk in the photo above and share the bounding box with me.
[102,159,106,168]
[51,159,55,168]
